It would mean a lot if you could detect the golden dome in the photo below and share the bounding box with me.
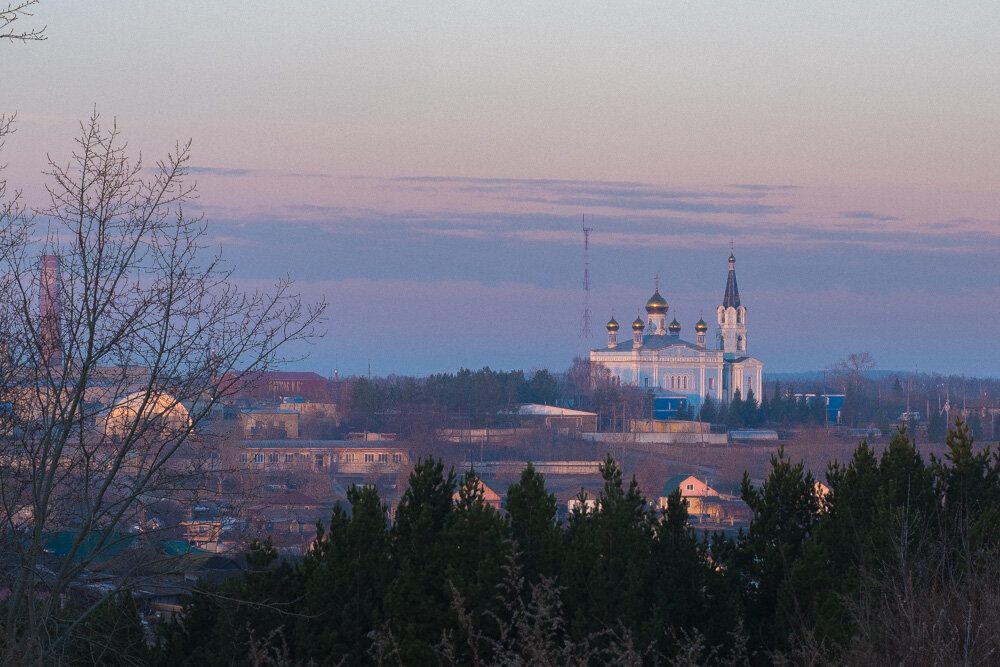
[645,289,668,315]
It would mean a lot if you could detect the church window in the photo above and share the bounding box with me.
[253,453,263,464]
[364,453,375,463]
[267,453,278,464]
[644,377,649,387]
[708,378,714,390]
[285,453,294,463]
[683,376,688,390]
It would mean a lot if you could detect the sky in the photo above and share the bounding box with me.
[2,2,999,377]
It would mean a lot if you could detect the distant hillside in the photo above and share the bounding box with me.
[766,370,998,382]
[763,371,823,382]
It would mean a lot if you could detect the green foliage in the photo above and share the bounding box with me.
[809,392,828,425]
[735,446,819,653]
[727,389,743,427]
[385,457,459,664]
[699,393,717,423]
[933,417,1000,548]
[505,463,561,582]
[928,408,947,441]
[520,369,561,405]
[68,592,149,666]
[293,484,390,662]
[346,367,568,432]
[154,418,1000,665]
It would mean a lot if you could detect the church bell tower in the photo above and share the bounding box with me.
[716,250,747,357]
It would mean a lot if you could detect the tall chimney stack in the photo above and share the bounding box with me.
[39,254,62,367]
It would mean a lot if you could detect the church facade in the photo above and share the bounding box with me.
[589,252,763,411]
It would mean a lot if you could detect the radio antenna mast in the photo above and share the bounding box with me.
[581,215,594,338]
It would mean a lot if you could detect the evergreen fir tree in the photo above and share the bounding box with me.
[386,457,458,664]
[734,447,819,655]
[294,484,390,663]
[441,471,512,662]
[727,389,743,427]
[810,393,828,426]
[699,393,717,423]
[506,463,561,582]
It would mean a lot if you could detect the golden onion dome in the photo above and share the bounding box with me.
[645,289,668,315]
[668,317,681,334]
[632,316,645,332]
[606,316,620,332]
[695,317,709,333]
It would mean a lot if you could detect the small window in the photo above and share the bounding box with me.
[344,453,354,463]
[364,453,374,463]
[315,454,325,469]
[267,453,278,464]
[378,453,388,463]
[284,453,294,463]
[644,377,649,387]
[686,484,694,491]
[253,453,263,464]
[392,453,402,463]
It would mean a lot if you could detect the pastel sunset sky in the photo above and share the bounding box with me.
[4,2,999,376]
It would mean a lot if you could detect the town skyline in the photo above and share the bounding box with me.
[4,2,998,377]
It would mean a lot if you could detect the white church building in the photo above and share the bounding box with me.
[589,251,763,411]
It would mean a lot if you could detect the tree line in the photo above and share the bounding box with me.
[147,418,1000,665]
[346,367,561,432]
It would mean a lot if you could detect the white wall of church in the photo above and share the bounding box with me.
[593,356,725,408]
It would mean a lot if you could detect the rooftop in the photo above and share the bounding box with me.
[518,404,596,417]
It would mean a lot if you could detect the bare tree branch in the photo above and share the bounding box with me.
[0,111,324,663]
[1,1,46,42]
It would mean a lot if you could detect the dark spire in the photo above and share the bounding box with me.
[723,250,740,308]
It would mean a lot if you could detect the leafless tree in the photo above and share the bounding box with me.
[0,1,46,43]
[828,352,877,393]
[0,111,324,663]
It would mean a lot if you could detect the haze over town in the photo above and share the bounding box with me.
[4,1,999,377]
[8,3,1000,665]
